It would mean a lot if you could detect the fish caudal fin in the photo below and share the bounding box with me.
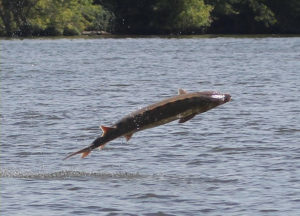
[64,136,109,160]
[63,147,91,160]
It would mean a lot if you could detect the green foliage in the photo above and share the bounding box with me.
[100,0,155,34]
[153,0,212,33]
[0,0,112,36]
[249,0,276,28]
[0,0,299,36]
[33,0,111,36]
[0,0,35,36]
[173,0,212,32]
[101,0,212,34]
[205,0,277,33]
[82,3,115,32]
[265,0,300,33]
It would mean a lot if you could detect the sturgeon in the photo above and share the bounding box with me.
[64,89,231,160]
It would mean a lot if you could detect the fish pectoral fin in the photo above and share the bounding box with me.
[124,133,133,142]
[99,144,106,150]
[100,125,116,136]
[81,150,91,158]
[178,114,196,123]
[178,88,188,95]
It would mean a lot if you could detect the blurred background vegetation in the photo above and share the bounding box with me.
[0,0,299,36]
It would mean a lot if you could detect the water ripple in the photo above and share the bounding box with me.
[2,37,300,216]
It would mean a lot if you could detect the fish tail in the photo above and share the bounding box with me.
[63,146,92,160]
[63,136,108,160]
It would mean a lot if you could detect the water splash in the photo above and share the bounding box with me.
[0,168,144,180]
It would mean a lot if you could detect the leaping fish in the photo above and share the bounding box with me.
[64,89,231,160]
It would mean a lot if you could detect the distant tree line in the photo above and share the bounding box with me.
[0,0,114,36]
[0,0,299,36]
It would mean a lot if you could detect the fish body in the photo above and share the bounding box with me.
[64,89,231,160]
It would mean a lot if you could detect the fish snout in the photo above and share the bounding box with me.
[224,94,231,102]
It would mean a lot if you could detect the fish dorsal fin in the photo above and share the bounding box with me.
[178,88,188,95]
[100,125,115,136]
[178,114,196,123]
[124,133,133,142]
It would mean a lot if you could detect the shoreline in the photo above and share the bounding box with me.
[1,33,300,40]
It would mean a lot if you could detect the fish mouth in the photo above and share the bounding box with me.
[224,94,232,102]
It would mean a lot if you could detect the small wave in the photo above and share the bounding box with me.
[16,151,49,156]
[275,127,300,134]
[210,146,283,153]
[259,209,279,213]
[109,83,131,87]
[152,173,238,184]
[210,147,248,153]
[135,193,178,199]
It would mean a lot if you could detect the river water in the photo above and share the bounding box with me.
[1,36,300,215]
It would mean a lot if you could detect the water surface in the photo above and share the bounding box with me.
[1,36,300,215]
